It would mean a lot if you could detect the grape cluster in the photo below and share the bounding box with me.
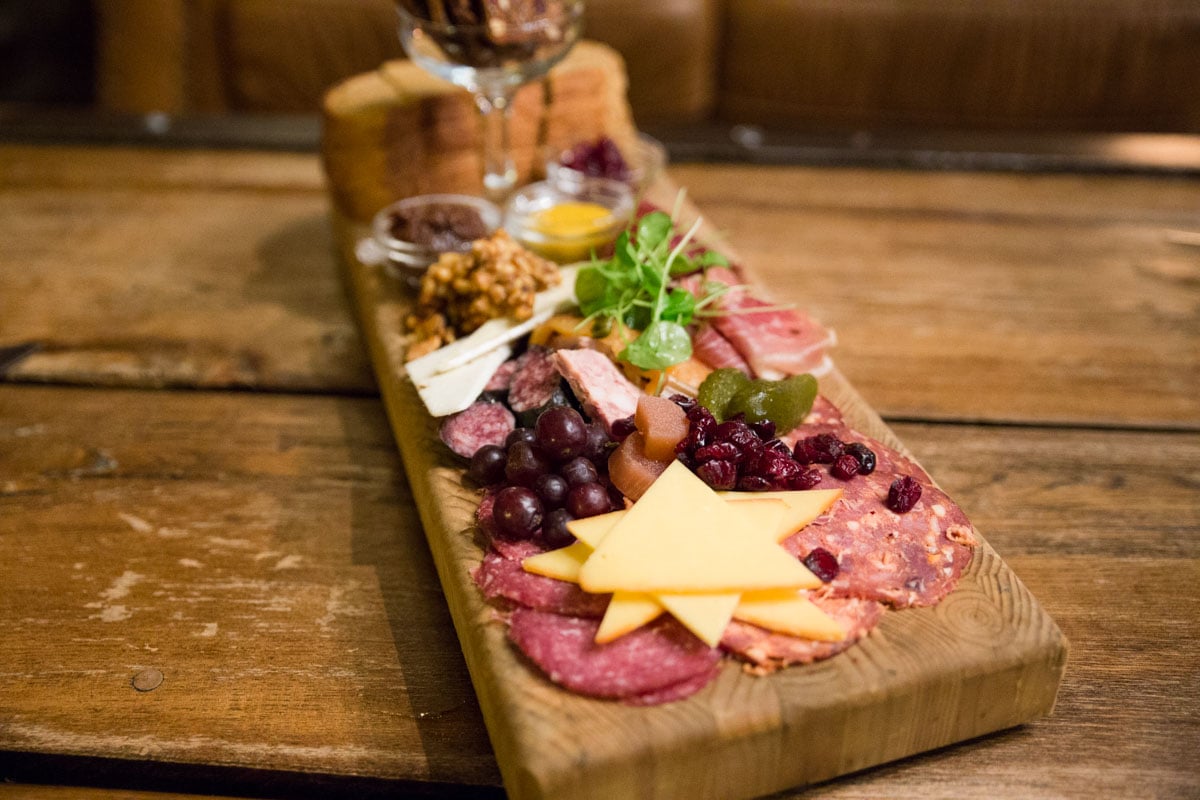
[468,407,617,547]
[560,137,633,183]
[673,400,822,492]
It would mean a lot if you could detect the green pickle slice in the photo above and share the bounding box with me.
[697,368,750,421]
[698,369,817,434]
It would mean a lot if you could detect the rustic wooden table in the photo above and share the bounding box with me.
[1,142,1197,799]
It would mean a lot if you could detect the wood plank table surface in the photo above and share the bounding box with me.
[1,142,1197,799]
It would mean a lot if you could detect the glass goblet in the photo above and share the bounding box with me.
[396,1,585,200]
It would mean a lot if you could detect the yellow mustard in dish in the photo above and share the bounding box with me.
[528,201,616,263]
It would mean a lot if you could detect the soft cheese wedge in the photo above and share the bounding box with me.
[578,462,815,594]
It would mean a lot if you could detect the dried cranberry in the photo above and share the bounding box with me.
[749,419,776,440]
[714,420,758,450]
[749,450,801,487]
[737,474,772,492]
[830,453,861,481]
[669,394,697,413]
[803,547,839,582]
[793,433,844,465]
[886,476,923,513]
[781,468,823,490]
[610,416,636,440]
[843,442,876,475]
[696,459,739,490]
[694,441,741,464]
[763,438,791,455]
[682,405,716,452]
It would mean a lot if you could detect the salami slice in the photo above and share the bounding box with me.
[485,358,519,392]
[721,596,883,673]
[782,426,978,608]
[508,346,564,413]
[508,609,722,700]
[440,401,515,459]
[623,663,721,706]
[473,550,610,618]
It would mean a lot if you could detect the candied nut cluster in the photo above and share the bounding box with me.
[405,230,560,358]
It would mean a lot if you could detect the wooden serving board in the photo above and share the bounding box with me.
[331,181,1068,799]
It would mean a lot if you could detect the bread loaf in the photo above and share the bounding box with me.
[321,41,639,222]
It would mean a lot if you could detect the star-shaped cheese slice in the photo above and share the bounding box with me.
[523,462,843,645]
[578,462,815,594]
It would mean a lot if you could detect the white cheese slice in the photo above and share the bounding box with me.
[409,344,513,418]
[403,264,581,418]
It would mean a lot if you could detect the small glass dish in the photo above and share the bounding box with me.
[545,133,667,194]
[503,177,634,264]
[355,194,501,287]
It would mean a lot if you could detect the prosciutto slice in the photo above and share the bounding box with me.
[685,265,835,379]
[692,323,752,373]
[710,290,835,379]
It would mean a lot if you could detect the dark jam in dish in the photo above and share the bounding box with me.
[387,202,489,252]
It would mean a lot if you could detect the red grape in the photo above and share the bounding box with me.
[566,482,612,518]
[534,407,588,462]
[493,486,544,538]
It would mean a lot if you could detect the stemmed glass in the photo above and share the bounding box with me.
[395,1,585,200]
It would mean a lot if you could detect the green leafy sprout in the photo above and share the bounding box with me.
[574,208,731,372]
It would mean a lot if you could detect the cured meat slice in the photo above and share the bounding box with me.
[484,358,518,393]
[691,323,752,374]
[721,596,884,674]
[782,430,978,608]
[439,401,515,458]
[508,608,722,700]
[623,663,721,706]
[508,346,563,413]
[473,551,610,618]
[710,290,835,380]
[552,348,641,434]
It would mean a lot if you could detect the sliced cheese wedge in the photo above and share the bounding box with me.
[566,509,625,549]
[595,591,663,644]
[521,540,592,582]
[657,592,741,647]
[734,589,846,641]
[719,489,843,542]
[578,462,814,594]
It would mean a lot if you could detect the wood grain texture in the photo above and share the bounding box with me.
[670,164,1200,430]
[0,385,498,791]
[0,146,373,394]
[2,390,1194,799]
[333,203,1066,800]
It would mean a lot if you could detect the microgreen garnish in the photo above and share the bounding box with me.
[575,207,730,372]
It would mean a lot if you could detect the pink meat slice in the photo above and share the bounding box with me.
[484,358,518,392]
[781,427,979,609]
[508,608,722,700]
[721,595,884,673]
[710,290,835,379]
[439,401,515,458]
[473,550,610,618]
[552,348,641,434]
[623,663,722,706]
[691,323,752,374]
[507,346,563,413]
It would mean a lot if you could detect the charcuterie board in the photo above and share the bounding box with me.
[330,190,1066,799]
[324,45,1066,800]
